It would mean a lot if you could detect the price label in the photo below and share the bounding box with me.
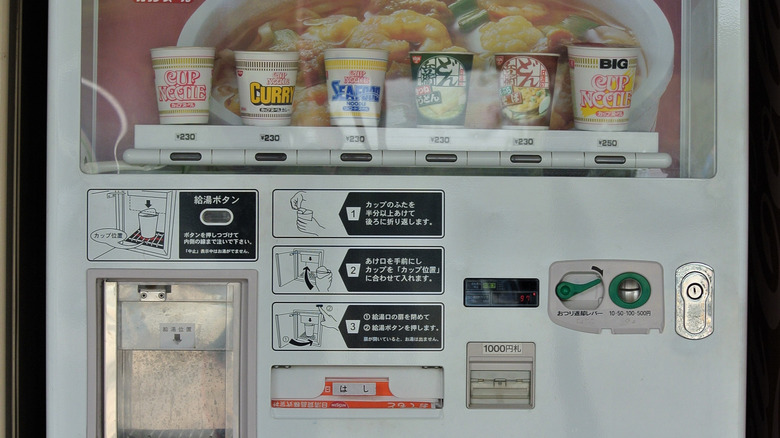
[513,137,535,146]
[598,139,619,147]
[429,136,451,145]
[345,135,366,144]
[175,132,197,141]
[260,133,281,142]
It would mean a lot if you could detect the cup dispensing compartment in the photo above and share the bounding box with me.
[548,260,664,334]
[90,270,256,438]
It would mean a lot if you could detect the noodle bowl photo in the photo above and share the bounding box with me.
[178,0,673,131]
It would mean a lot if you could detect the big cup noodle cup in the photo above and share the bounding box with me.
[151,46,215,124]
[324,48,389,127]
[409,52,474,127]
[567,43,640,131]
[234,51,299,126]
[495,53,559,129]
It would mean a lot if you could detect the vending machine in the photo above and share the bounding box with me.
[46,0,749,437]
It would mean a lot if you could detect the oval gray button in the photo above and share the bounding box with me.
[200,208,234,226]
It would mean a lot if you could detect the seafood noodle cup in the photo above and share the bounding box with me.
[567,43,639,131]
[234,51,299,126]
[151,46,215,125]
[323,48,389,127]
[494,53,559,129]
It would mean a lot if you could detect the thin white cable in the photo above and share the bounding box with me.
[81,78,127,174]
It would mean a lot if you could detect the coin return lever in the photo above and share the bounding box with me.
[467,342,535,409]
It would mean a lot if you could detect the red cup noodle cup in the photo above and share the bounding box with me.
[495,53,559,129]
[234,51,299,126]
[567,43,640,131]
[151,46,215,125]
[410,52,474,127]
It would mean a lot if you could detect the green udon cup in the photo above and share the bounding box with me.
[409,52,474,127]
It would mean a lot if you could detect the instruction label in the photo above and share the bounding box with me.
[87,189,177,261]
[273,190,444,238]
[340,248,443,293]
[339,304,443,349]
[339,192,443,236]
[179,191,257,260]
[273,303,443,350]
[273,246,444,294]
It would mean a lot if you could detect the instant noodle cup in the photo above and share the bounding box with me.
[567,43,640,131]
[495,53,558,129]
[324,48,389,127]
[234,51,299,126]
[151,46,215,124]
[409,52,474,127]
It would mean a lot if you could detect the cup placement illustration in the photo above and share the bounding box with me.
[234,51,299,126]
[324,48,389,126]
[567,44,640,131]
[151,46,215,124]
[495,53,558,129]
[138,208,159,239]
[409,52,474,127]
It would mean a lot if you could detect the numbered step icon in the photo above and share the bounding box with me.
[345,207,361,221]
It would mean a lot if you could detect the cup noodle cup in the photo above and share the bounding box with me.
[567,44,640,131]
[494,53,558,129]
[151,46,215,124]
[234,51,299,126]
[409,52,474,127]
[324,48,389,127]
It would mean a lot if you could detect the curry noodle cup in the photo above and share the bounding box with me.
[234,51,299,126]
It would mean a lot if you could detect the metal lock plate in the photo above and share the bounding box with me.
[675,262,714,339]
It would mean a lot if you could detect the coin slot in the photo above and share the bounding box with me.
[200,208,234,226]
[609,272,651,308]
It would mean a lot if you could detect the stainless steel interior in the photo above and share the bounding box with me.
[102,280,242,438]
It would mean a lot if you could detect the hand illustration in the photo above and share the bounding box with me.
[318,305,340,330]
[313,266,333,292]
[296,209,326,236]
[289,191,307,211]
[290,191,326,236]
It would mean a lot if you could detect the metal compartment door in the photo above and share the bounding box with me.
[96,274,253,438]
